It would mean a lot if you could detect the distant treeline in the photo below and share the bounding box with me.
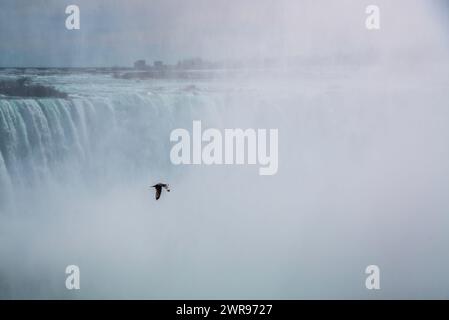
[0,77,68,98]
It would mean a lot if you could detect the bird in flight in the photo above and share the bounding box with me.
[151,183,170,200]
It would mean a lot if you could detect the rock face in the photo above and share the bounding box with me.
[0,78,68,98]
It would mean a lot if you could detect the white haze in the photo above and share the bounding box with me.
[0,0,449,299]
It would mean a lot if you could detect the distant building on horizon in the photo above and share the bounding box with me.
[153,61,164,69]
[176,57,209,70]
[134,60,147,70]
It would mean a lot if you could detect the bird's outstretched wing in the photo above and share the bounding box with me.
[155,186,162,200]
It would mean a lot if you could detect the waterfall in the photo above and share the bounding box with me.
[0,149,13,208]
[0,91,220,210]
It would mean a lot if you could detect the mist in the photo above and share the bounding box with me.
[1,0,449,299]
[1,0,448,67]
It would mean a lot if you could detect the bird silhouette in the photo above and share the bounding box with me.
[151,183,170,200]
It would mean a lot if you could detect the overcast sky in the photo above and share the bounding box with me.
[0,0,447,67]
